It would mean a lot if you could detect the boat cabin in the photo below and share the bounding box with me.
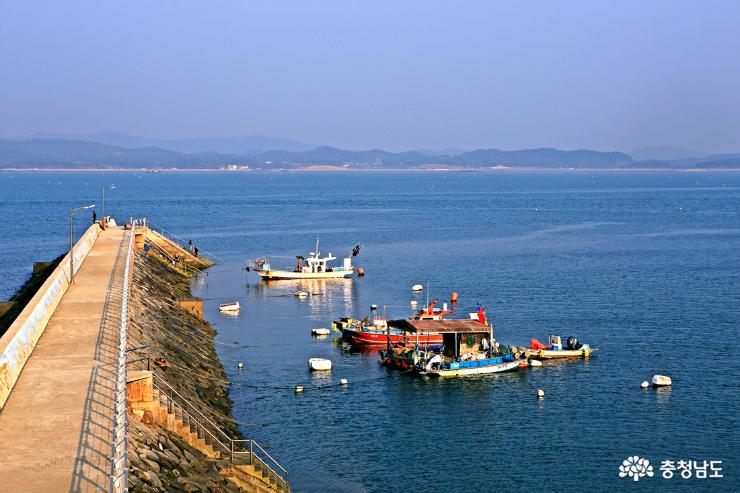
[389,319,495,360]
[295,251,351,273]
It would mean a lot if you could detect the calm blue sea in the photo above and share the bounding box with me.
[1,171,738,492]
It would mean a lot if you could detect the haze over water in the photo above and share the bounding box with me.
[1,171,738,492]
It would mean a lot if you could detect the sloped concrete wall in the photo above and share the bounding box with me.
[0,224,102,408]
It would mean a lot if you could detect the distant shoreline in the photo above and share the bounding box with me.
[1,166,740,173]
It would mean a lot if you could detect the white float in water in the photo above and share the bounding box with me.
[308,357,332,371]
[529,359,543,367]
[641,381,649,389]
[536,389,545,399]
[296,291,309,298]
[340,378,348,385]
[237,362,244,369]
[412,284,423,292]
[294,385,304,393]
[652,375,672,387]
[311,328,331,336]
[410,300,418,308]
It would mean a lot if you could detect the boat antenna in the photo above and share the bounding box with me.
[315,235,320,257]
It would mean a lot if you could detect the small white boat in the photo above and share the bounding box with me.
[219,301,240,312]
[296,291,309,298]
[308,358,332,371]
[311,328,331,336]
[412,284,423,291]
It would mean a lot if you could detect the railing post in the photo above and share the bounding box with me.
[231,440,235,465]
[250,440,253,466]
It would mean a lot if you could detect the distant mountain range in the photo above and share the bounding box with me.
[12,132,315,154]
[0,134,738,170]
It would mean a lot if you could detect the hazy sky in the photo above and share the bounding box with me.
[1,1,738,152]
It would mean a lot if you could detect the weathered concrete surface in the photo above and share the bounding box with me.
[0,227,128,493]
[0,224,101,408]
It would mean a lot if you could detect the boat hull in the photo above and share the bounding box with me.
[423,358,521,377]
[219,302,240,312]
[345,329,443,346]
[256,269,353,280]
[516,347,593,359]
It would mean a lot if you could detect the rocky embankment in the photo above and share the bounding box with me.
[127,251,241,492]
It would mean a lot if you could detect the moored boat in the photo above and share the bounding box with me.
[219,301,240,312]
[335,301,454,347]
[247,239,360,280]
[513,335,595,360]
[381,313,526,377]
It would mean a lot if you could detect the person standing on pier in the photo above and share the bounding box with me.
[188,240,193,253]
[92,210,97,224]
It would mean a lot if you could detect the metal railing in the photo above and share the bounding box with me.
[150,372,289,491]
[146,220,223,263]
[110,221,136,492]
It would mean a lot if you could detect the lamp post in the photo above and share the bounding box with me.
[102,184,116,224]
[69,204,95,283]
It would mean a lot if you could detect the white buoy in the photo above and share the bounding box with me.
[529,359,543,367]
[641,381,649,389]
[237,362,244,369]
[311,328,331,336]
[410,300,418,308]
[340,378,348,385]
[296,291,309,298]
[412,284,423,292]
[294,385,304,393]
[652,375,672,387]
[308,358,332,371]
[370,304,378,310]
[536,389,545,399]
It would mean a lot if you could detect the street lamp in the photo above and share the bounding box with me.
[102,184,115,222]
[69,204,95,283]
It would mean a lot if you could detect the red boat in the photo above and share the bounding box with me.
[336,301,453,347]
[344,326,444,346]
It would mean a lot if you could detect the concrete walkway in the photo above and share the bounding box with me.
[0,227,129,493]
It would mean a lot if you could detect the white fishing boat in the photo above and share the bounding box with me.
[218,301,240,312]
[247,239,359,280]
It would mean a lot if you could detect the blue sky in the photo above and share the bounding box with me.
[1,1,738,152]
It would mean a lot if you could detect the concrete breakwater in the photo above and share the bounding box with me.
[127,241,285,493]
[126,250,241,492]
[0,221,284,493]
[0,223,101,409]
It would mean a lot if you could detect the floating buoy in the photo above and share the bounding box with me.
[237,362,244,369]
[536,389,545,399]
[410,300,417,308]
[370,304,378,310]
[529,359,543,367]
[311,328,331,336]
[652,375,672,387]
[450,291,458,303]
[296,291,308,298]
[641,381,649,389]
[308,358,332,371]
[412,284,423,292]
[357,267,365,277]
[294,385,304,393]
[340,378,348,385]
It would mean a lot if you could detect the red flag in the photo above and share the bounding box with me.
[477,305,487,325]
